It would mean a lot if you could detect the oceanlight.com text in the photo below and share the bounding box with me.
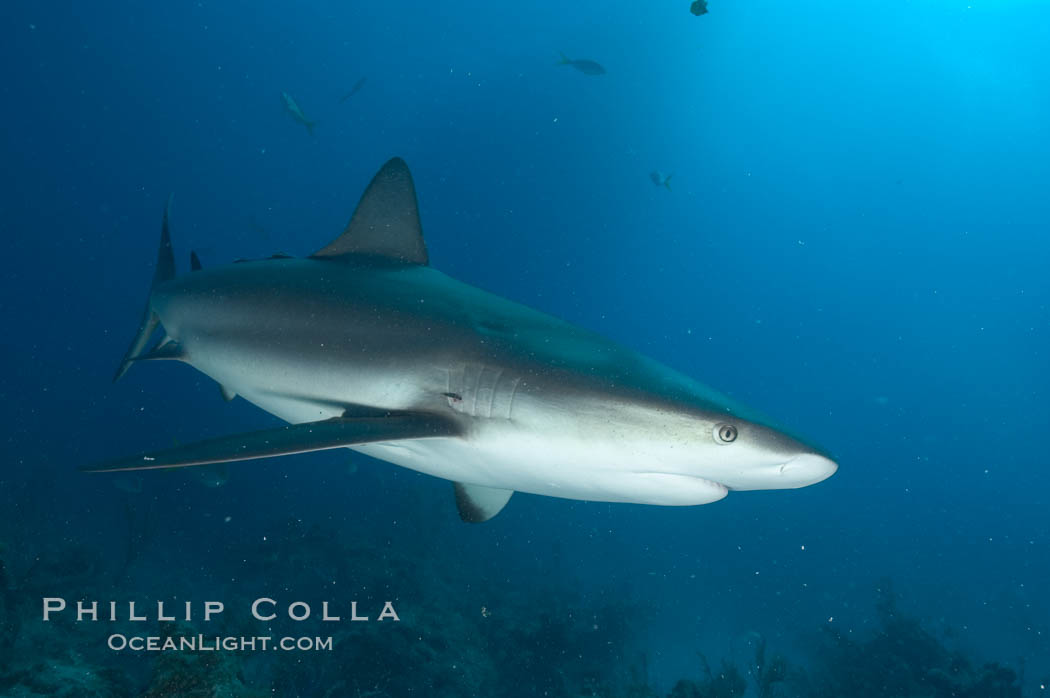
[107,634,334,652]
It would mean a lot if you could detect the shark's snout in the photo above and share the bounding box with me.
[779,452,838,488]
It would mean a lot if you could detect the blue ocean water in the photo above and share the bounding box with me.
[1,0,1047,695]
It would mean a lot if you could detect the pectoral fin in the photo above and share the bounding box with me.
[454,482,514,523]
[82,414,458,473]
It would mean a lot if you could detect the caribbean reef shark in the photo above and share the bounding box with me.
[91,158,837,522]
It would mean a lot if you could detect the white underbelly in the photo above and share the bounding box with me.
[203,369,726,506]
[355,432,728,506]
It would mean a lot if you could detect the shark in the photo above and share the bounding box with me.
[91,158,837,522]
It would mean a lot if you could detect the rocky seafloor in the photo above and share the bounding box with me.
[0,518,1035,697]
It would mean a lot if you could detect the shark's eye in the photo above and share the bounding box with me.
[715,424,738,444]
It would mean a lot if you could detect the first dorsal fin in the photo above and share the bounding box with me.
[311,157,428,265]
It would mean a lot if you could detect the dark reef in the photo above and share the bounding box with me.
[0,530,1028,697]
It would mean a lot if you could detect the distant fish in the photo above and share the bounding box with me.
[281,92,317,136]
[557,52,606,76]
[650,171,674,191]
[339,77,367,104]
[690,0,709,15]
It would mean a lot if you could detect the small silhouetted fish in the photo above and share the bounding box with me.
[650,171,673,191]
[340,77,367,104]
[557,52,606,76]
[281,91,317,136]
[691,0,709,16]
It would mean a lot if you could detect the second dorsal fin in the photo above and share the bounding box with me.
[311,157,428,265]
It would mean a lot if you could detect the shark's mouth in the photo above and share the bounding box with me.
[629,472,729,505]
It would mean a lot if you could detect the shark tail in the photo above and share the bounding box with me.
[557,52,571,65]
[664,174,673,192]
[112,194,176,382]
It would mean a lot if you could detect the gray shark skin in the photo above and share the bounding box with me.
[92,157,837,522]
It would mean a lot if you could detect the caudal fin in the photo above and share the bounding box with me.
[557,52,571,65]
[112,195,176,382]
[664,174,673,192]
